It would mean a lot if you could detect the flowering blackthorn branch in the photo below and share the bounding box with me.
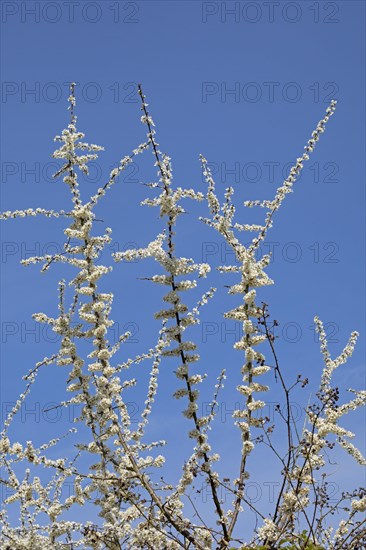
[136,84,230,542]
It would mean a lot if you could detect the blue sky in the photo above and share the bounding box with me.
[1,0,365,540]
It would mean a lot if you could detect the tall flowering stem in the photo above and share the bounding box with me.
[200,101,339,548]
[113,85,230,542]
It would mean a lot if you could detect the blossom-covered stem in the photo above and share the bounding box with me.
[137,85,174,253]
[200,161,273,547]
[247,101,337,254]
[138,84,230,541]
[223,288,254,546]
[66,83,81,209]
[87,141,150,210]
[201,103,343,547]
[56,91,125,533]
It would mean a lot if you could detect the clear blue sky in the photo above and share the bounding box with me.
[1,0,365,538]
